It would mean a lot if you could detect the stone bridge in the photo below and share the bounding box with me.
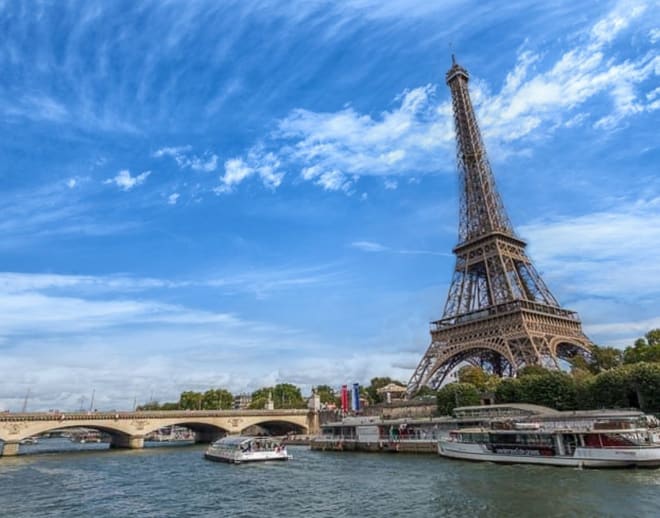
[0,409,318,456]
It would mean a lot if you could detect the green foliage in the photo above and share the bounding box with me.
[457,366,489,390]
[248,395,268,410]
[494,378,521,404]
[315,385,339,405]
[436,382,480,416]
[494,353,660,414]
[415,386,438,399]
[201,389,234,410]
[136,400,165,411]
[628,362,660,412]
[179,391,204,410]
[588,345,624,373]
[517,365,552,377]
[250,383,306,409]
[623,329,660,364]
[517,372,577,411]
[177,388,234,410]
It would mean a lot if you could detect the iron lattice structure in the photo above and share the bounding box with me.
[407,59,592,396]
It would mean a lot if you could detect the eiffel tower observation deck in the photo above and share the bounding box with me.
[407,58,592,396]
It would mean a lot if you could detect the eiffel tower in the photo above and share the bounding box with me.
[407,57,592,396]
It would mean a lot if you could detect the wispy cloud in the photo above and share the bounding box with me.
[0,182,137,248]
[0,266,348,409]
[521,196,660,300]
[153,146,219,172]
[104,169,151,191]
[350,240,447,256]
[215,149,284,193]
[222,0,657,193]
[351,241,389,252]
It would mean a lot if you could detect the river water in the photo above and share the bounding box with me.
[1,439,659,517]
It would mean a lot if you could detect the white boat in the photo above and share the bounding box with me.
[438,410,660,468]
[204,436,291,464]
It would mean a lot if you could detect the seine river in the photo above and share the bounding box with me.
[1,440,660,517]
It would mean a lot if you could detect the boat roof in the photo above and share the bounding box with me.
[213,436,279,446]
[453,403,559,415]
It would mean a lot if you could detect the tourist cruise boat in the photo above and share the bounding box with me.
[439,409,660,468]
[311,404,562,453]
[204,436,291,464]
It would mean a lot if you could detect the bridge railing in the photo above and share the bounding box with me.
[0,409,312,422]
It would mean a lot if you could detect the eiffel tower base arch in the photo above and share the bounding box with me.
[408,302,592,393]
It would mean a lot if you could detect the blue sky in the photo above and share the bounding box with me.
[1,0,658,411]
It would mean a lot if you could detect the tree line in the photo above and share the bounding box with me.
[137,378,415,411]
[436,329,660,415]
[137,383,308,411]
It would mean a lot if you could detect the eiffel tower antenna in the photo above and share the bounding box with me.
[407,58,592,396]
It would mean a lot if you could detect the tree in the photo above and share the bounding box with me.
[457,366,490,390]
[179,391,204,410]
[137,400,163,411]
[588,345,624,373]
[494,378,521,404]
[250,383,306,409]
[517,372,577,411]
[436,382,480,416]
[315,385,339,406]
[571,344,623,374]
[517,365,552,377]
[201,389,234,410]
[623,329,660,364]
[415,386,437,399]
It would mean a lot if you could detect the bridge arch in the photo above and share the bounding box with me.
[238,418,308,436]
[0,420,134,444]
[139,419,230,444]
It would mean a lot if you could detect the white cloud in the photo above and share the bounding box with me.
[225,1,657,194]
[0,267,349,410]
[350,240,448,257]
[104,169,151,191]
[521,197,660,300]
[215,150,284,193]
[66,178,77,188]
[650,28,660,43]
[590,2,646,46]
[154,146,219,173]
[384,179,398,190]
[350,241,389,252]
[277,84,451,183]
[167,193,180,205]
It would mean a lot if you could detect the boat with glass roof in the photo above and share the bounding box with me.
[438,409,660,468]
[204,436,291,464]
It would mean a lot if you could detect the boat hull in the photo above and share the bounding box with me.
[204,450,290,464]
[438,441,660,468]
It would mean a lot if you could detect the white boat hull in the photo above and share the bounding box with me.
[204,449,291,464]
[438,440,660,468]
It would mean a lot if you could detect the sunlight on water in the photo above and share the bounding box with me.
[2,444,660,517]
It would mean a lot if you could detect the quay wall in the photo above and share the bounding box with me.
[310,438,437,454]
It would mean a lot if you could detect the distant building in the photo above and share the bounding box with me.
[233,394,252,410]
[377,383,407,403]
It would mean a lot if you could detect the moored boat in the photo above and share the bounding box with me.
[204,436,291,464]
[439,409,660,468]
